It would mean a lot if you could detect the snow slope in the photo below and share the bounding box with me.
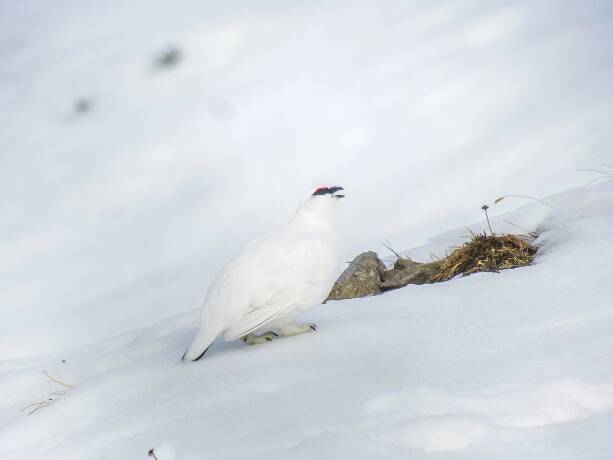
[1,182,612,459]
[3,0,613,359]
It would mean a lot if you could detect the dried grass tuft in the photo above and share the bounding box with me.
[432,232,537,282]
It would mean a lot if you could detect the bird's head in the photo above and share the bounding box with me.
[295,185,345,220]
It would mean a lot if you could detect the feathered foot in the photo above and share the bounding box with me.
[242,331,279,345]
[279,323,317,337]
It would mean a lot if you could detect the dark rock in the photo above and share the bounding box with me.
[74,98,92,114]
[327,253,444,301]
[379,258,443,290]
[154,45,182,69]
[327,251,386,300]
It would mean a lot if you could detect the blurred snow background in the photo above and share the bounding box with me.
[1,0,612,359]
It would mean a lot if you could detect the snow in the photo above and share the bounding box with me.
[3,0,613,359]
[1,182,612,459]
[2,1,613,456]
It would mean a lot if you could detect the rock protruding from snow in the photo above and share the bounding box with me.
[329,232,538,300]
[328,252,444,300]
[379,257,443,290]
[327,251,386,300]
[153,45,182,70]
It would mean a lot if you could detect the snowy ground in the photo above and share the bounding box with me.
[1,182,612,459]
[3,0,613,359]
[2,1,613,457]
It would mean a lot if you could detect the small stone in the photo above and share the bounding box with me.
[327,251,386,300]
[154,45,182,69]
[74,98,92,114]
[379,258,443,290]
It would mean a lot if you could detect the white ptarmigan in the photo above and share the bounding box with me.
[183,185,345,361]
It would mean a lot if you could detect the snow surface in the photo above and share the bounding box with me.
[1,182,612,459]
[3,0,613,359]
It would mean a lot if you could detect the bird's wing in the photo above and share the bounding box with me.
[217,231,336,340]
[222,301,295,341]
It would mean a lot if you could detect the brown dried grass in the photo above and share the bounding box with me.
[432,232,537,282]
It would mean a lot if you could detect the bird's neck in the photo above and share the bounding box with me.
[289,209,335,235]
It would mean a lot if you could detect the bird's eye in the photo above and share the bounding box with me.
[312,187,329,195]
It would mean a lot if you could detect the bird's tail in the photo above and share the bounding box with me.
[182,328,218,362]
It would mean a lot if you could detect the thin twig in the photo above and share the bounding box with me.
[26,404,46,415]
[481,205,494,236]
[382,241,402,260]
[43,370,73,388]
[21,402,48,412]
[22,370,73,415]
[494,195,553,208]
[504,220,532,235]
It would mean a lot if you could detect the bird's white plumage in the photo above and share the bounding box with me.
[184,186,343,361]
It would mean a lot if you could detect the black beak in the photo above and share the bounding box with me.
[328,186,345,198]
[312,185,345,198]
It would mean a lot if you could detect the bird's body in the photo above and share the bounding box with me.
[183,185,344,361]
